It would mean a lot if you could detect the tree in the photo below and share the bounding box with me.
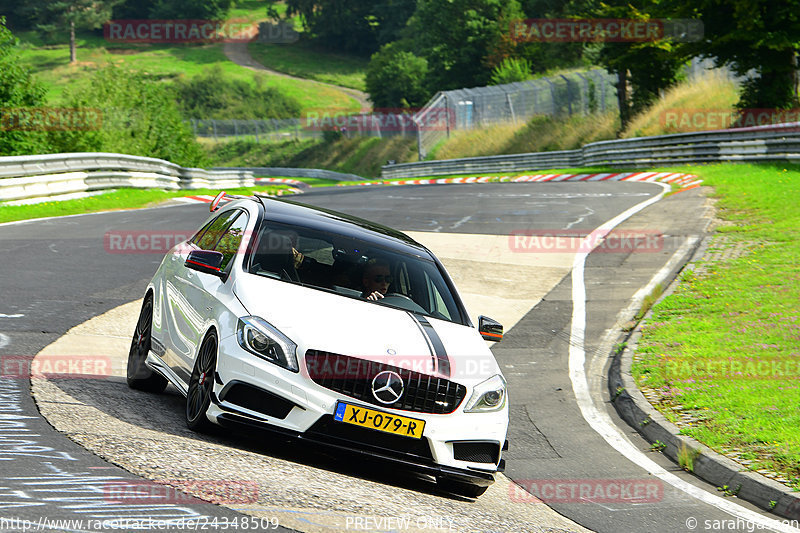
[581,2,685,131]
[408,0,526,90]
[24,0,121,64]
[279,0,416,56]
[671,0,800,109]
[515,0,590,73]
[148,0,233,20]
[54,66,205,167]
[0,16,51,155]
[365,42,429,108]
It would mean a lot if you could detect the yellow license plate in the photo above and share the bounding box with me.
[333,402,425,439]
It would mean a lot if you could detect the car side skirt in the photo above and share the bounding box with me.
[146,351,188,396]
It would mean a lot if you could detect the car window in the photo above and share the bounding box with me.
[190,220,214,246]
[196,211,239,251]
[424,270,455,321]
[247,221,466,324]
[214,212,248,271]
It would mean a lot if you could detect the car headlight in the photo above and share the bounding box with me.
[464,374,507,413]
[236,316,299,372]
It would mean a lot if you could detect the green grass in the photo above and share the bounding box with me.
[204,136,418,178]
[247,41,367,91]
[17,40,360,114]
[0,185,289,224]
[14,0,361,116]
[631,163,800,489]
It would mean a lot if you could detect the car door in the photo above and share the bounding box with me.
[165,210,241,383]
[173,209,250,382]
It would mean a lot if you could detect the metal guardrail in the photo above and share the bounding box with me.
[212,167,364,182]
[382,123,800,179]
[0,153,255,203]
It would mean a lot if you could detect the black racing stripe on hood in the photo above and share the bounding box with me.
[409,313,450,378]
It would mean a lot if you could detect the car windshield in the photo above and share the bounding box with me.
[247,220,465,324]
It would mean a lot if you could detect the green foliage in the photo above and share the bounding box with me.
[148,0,233,20]
[0,16,51,155]
[281,0,415,56]
[112,0,159,19]
[53,66,205,167]
[409,0,525,90]
[490,57,533,85]
[172,66,302,119]
[673,0,800,109]
[20,0,120,61]
[579,1,685,130]
[365,42,429,108]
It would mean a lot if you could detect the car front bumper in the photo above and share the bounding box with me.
[208,334,509,484]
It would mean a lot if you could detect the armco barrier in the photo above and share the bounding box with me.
[212,167,364,182]
[382,122,800,179]
[0,153,255,203]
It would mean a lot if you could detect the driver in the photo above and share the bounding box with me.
[361,258,392,301]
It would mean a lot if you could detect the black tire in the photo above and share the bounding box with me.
[127,295,168,393]
[436,477,489,498]
[186,331,218,432]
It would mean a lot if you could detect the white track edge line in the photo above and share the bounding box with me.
[568,183,798,533]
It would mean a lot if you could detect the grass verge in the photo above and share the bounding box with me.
[17,32,360,114]
[204,136,418,178]
[247,40,367,91]
[631,163,800,490]
[0,185,288,224]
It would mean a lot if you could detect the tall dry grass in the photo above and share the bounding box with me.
[432,112,618,160]
[622,71,740,138]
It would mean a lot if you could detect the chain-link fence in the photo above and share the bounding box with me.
[188,114,422,142]
[189,118,322,142]
[413,69,618,159]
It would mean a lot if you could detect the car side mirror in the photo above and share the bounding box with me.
[185,250,225,278]
[479,315,503,342]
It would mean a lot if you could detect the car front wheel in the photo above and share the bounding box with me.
[186,331,218,432]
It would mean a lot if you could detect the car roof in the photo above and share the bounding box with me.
[254,195,433,258]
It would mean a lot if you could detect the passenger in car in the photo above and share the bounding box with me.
[361,258,392,301]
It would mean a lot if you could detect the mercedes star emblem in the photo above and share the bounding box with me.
[371,370,404,404]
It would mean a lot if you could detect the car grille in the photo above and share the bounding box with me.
[305,350,466,415]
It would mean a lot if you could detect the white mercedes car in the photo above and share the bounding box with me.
[128,192,508,497]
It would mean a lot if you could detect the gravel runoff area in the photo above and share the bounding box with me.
[31,232,588,533]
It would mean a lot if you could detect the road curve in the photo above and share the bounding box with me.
[2,183,789,532]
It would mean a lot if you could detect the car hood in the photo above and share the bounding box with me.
[233,274,500,385]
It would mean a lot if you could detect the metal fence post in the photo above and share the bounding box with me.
[444,94,450,138]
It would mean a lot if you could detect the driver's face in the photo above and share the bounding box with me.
[363,266,391,295]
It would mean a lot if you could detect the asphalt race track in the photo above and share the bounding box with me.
[0,182,791,533]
